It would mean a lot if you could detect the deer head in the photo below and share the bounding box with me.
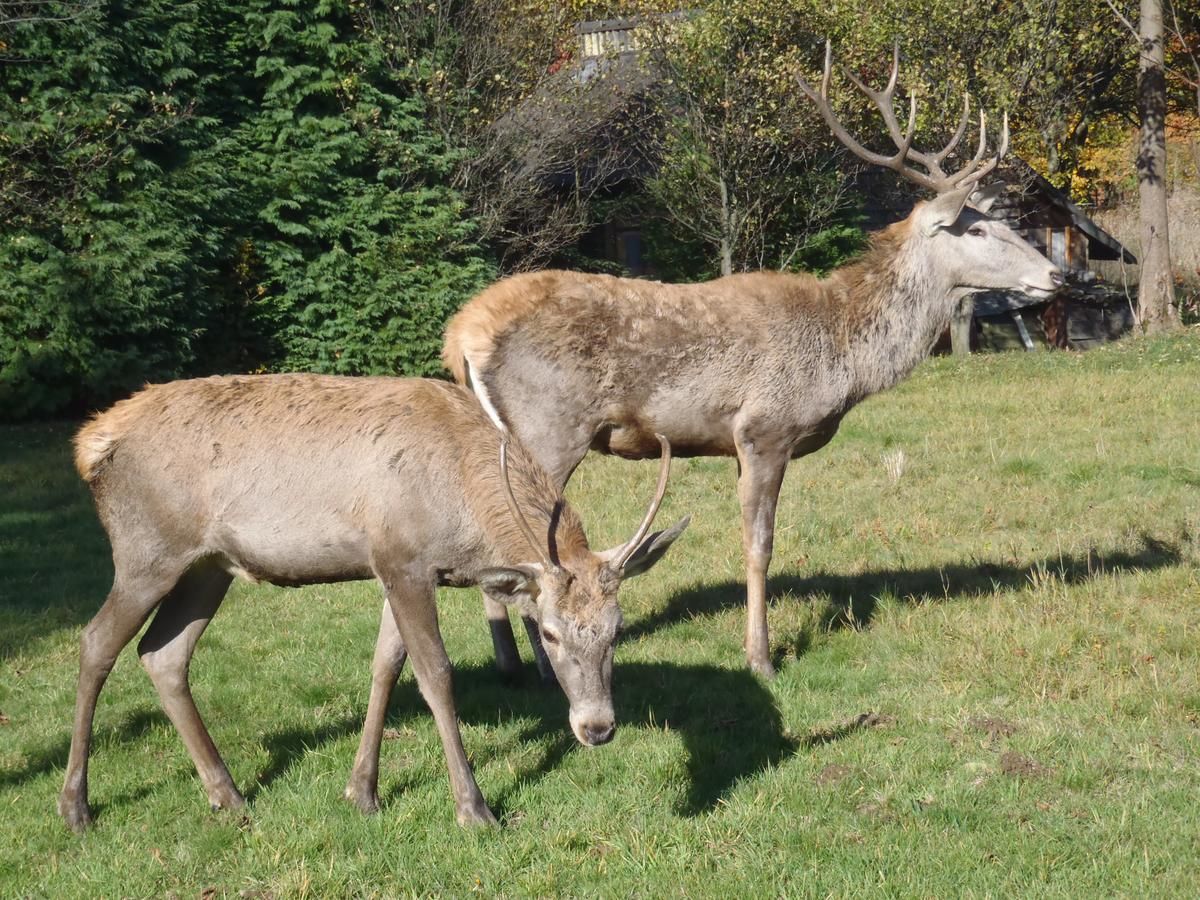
[796,42,1062,297]
[477,436,688,747]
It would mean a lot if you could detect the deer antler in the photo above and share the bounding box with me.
[499,438,558,571]
[613,435,672,571]
[795,40,1009,194]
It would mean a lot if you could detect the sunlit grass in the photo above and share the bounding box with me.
[2,331,1198,896]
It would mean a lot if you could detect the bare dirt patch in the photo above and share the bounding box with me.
[999,751,1054,779]
[815,764,855,786]
[967,715,1017,740]
[855,800,896,822]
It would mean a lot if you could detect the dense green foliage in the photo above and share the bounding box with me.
[0,1,491,419]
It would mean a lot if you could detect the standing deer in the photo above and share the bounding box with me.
[443,43,1062,678]
[59,375,687,830]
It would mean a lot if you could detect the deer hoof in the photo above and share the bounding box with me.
[457,800,498,828]
[208,785,246,812]
[748,657,777,680]
[344,781,381,815]
[59,794,94,832]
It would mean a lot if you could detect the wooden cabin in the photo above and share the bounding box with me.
[965,160,1138,352]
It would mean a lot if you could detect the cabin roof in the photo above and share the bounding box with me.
[991,157,1136,264]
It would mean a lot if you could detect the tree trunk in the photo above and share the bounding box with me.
[718,177,733,277]
[1136,0,1180,332]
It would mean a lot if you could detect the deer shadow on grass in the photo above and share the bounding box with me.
[18,664,818,822]
[0,708,168,800]
[624,535,1187,653]
[246,659,797,820]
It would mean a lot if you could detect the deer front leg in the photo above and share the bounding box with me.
[520,614,556,684]
[735,437,790,679]
[483,593,554,684]
[383,575,496,827]
[345,599,408,814]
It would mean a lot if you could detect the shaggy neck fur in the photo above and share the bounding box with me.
[460,430,591,573]
[820,217,958,402]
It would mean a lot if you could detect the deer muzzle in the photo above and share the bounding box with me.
[570,707,616,747]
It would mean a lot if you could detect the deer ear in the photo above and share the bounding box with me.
[920,184,974,235]
[477,566,541,603]
[968,181,1006,214]
[599,516,690,579]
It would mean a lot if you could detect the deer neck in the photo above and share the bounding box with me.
[826,226,958,400]
[464,446,590,571]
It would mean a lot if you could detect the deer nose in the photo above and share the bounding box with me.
[1049,269,1064,287]
[582,722,615,745]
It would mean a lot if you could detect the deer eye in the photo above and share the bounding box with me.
[967,225,986,237]
[541,628,561,646]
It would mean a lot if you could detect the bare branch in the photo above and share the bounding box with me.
[0,0,97,27]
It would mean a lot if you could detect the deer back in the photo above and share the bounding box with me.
[75,375,586,584]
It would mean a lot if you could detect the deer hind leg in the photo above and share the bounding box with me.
[345,599,408,814]
[483,591,522,680]
[59,562,190,831]
[135,562,239,812]
[520,614,556,684]
[483,590,556,685]
[381,572,496,826]
[735,438,790,679]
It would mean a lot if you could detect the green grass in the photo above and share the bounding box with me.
[3,332,1199,897]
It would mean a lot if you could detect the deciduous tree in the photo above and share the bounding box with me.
[1133,0,1181,330]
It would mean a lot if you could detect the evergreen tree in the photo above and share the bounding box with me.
[0,0,491,419]
[231,0,492,376]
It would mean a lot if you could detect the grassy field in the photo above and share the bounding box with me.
[2,332,1198,897]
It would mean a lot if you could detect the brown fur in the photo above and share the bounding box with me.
[442,218,914,388]
[440,191,1060,677]
[60,373,685,830]
[443,270,569,384]
[77,375,587,570]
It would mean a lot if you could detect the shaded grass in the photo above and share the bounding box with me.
[2,331,1199,896]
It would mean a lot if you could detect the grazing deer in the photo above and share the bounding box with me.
[443,43,1062,678]
[59,375,687,830]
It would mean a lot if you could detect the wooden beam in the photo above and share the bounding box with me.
[951,296,974,355]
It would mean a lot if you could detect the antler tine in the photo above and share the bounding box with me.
[499,438,557,571]
[841,42,922,178]
[842,67,921,167]
[800,40,1012,195]
[883,41,900,96]
[844,42,900,108]
[614,435,672,571]
[958,108,990,183]
[796,40,940,193]
[951,109,1009,189]
[820,38,833,98]
[929,92,971,166]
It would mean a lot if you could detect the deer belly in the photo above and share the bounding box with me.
[213,519,373,586]
[595,408,736,458]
